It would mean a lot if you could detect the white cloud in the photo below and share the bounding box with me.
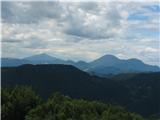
[1,1,160,66]
[145,47,159,53]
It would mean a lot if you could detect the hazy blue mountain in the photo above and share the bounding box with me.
[23,53,57,61]
[23,53,66,64]
[73,60,89,70]
[1,53,160,75]
[87,54,160,75]
[1,53,66,66]
[1,53,88,68]
[89,66,121,76]
[1,58,30,67]
[90,54,122,67]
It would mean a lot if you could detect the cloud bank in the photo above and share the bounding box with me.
[2,1,160,66]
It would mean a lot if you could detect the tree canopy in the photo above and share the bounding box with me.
[2,86,146,120]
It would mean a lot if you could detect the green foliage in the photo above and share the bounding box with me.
[149,113,160,120]
[1,86,42,120]
[1,86,145,120]
[2,65,160,117]
[25,92,145,120]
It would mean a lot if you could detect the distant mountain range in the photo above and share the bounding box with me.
[1,53,160,75]
[2,64,160,117]
[88,54,160,76]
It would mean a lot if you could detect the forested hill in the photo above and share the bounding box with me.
[2,64,129,103]
[2,86,145,120]
[111,72,160,117]
[1,64,160,118]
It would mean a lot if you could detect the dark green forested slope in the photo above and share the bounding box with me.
[2,86,145,120]
[1,64,131,104]
[111,72,160,117]
[1,64,160,119]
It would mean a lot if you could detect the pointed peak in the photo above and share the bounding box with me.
[23,53,57,61]
[100,54,119,60]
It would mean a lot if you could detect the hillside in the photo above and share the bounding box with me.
[112,72,160,117]
[1,64,160,118]
[2,86,145,120]
[1,64,129,103]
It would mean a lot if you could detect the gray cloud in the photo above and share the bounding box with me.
[1,1,159,66]
[2,2,126,39]
[2,2,63,24]
[2,38,22,43]
[24,38,49,49]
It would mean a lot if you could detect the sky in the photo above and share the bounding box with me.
[1,1,160,66]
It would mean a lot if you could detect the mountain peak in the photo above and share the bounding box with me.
[101,54,119,60]
[90,54,120,67]
[96,54,120,62]
[23,53,57,61]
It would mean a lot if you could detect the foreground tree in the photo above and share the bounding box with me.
[25,92,145,120]
[1,86,145,120]
[1,86,42,120]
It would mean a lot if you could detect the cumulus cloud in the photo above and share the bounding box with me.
[1,1,160,66]
[2,2,63,23]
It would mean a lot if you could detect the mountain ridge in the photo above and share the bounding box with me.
[1,53,160,75]
[2,64,160,117]
[23,53,58,61]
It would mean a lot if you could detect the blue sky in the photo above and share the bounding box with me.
[1,1,160,66]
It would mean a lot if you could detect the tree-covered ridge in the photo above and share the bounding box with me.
[1,86,42,120]
[2,65,160,118]
[2,86,145,120]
